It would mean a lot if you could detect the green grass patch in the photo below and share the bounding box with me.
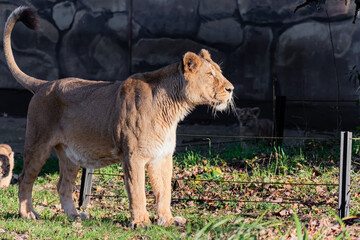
[1,140,358,239]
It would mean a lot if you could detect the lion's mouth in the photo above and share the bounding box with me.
[211,100,229,111]
[210,97,236,116]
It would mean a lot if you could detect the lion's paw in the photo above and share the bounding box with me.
[157,216,172,226]
[129,216,151,229]
[157,216,187,227]
[68,212,89,221]
[20,210,39,220]
[78,212,89,220]
[174,216,187,226]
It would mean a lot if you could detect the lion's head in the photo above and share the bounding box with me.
[182,49,234,114]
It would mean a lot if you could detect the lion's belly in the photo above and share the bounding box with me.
[64,146,120,169]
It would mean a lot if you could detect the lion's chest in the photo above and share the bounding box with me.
[145,128,176,164]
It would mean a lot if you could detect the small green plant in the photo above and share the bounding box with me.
[174,149,203,168]
[294,213,309,240]
[204,137,212,156]
[185,211,276,240]
[334,213,352,240]
[196,166,224,181]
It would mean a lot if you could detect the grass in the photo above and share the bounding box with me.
[1,140,359,239]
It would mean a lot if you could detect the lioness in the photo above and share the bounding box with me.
[4,6,234,227]
[0,144,14,188]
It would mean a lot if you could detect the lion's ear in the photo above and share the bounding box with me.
[251,107,260,117]
[183,52,200,73]
[199,49,211,61]
[9,152,14,167]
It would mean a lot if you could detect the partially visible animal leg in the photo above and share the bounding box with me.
[148,155,186,227]
[55,145,86,220]
[18,144,51,219]
[123,157,150,228]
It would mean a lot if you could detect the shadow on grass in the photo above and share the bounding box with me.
[0,212,131,229]
[40,214,131,228]
[1,212,20,220]
[13,157,59,176]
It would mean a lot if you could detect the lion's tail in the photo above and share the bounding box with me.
[3,6,47,93]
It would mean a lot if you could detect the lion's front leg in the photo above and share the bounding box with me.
[123,159,150,228]
[148,155,186,227]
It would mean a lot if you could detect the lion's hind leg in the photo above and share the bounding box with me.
[55,145,87,220]
[19,144,52,219]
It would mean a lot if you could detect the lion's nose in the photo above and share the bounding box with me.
[225,86,234,93]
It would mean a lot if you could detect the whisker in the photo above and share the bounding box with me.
[206,105,211,114]
[231,99,237,116]
[212,105,218,118]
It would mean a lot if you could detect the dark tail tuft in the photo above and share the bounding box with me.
[17,7,39,30]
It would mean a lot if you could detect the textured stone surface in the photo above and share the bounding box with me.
[238,0,354,23]
[39,18,59,43]
[80,0,126,12]
[59,11,128,81]
[106,13,141,41]
[0,62,21,89]
[329,21,360,99]
[227,26,273,100]
[330,21,356,58]
[0,0,359,110]
[106,13,128,42]
[28,0,58,9]
[274,21,354,100]
[11,17,59,52]
[132,38,225,73]
[1,0,360,130]
[199,0,237,19]
[133,0,199,36]
[0,6,59,89]
[197,18,243,46]
[0,4,17,41]
[52,1,76,31]
[0,46,59,89]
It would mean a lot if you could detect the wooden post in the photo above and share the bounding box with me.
[274,96,286,146]
[79,168,94,209]
[338,131,352,219]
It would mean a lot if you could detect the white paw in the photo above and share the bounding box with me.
[157,217,168,226]
[25,211,39,220]
[68,212,89,220]
[157,216,187,226]
[174,216,187,226]
[78,212,89,220]
[128,220,151,229]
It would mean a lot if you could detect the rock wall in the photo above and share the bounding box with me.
[1,0,360,130]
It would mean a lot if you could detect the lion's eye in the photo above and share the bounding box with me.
[207,72,214,77]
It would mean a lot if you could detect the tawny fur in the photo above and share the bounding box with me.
[4,6,234,227]
[236,107,273,137]
[0,144,14,188]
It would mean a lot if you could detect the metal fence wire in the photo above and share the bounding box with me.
[78,132,357,219]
